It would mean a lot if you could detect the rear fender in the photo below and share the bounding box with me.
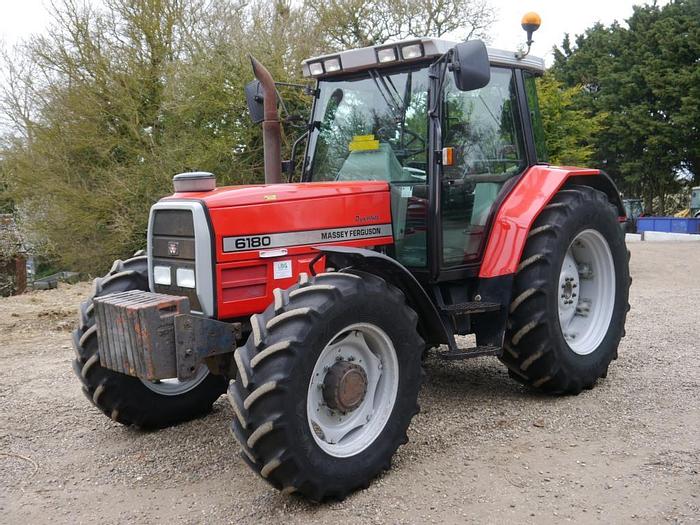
[316,246,450,346]
[480,166,624,278]
[565,171,624,215]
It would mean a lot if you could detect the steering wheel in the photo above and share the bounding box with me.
[373,125,426,159]
[401,128,426,157]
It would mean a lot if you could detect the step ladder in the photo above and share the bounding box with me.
[438,344,503,360]
[437,300,504,360]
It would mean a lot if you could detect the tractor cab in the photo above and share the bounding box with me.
[299,39,547,276]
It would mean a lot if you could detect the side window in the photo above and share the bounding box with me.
[442,67,526,182]
[440,67,527,267]
[524,72,548,162]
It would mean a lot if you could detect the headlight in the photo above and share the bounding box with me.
[153,265,171,286]
[308,62,324,76]
[176,268,196,289]
[401,43,424,60]
[376,47,397,63]
[323,57,341,73]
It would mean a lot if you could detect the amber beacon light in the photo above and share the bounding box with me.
[522,12,542,43]
[517,11,542,58]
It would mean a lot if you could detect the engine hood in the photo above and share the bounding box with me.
[163,181,390,209]
[155,180,395,320]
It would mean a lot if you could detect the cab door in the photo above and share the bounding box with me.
[438,66,530,271]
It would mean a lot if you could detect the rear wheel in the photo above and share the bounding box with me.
[501,186,630,394]
[72,254,227,428]
[227,271,423,501]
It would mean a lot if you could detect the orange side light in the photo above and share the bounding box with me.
[442,147,454,166]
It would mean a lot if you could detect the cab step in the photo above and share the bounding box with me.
[439,345,503,360]
[440,301,501,315]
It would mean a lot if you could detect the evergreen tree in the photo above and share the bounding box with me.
[552,0,700,213]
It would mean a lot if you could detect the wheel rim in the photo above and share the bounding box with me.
[307,323,399,458]
[557,229,616,356]
[140,366,209,396]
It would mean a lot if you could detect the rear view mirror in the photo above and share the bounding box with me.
[244,80,264,124]
[451,40,490,92]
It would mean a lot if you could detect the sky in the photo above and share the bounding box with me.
[0,0,670,64]
[0,0,53,47]
[489,0,670,63]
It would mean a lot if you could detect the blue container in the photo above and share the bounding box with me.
[636,217,700,234]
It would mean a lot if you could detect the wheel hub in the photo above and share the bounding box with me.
[557,229,616,355]
[560,274,579,304]
[307,324,399,457]
[322,361,368,412]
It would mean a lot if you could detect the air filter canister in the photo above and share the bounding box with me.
[173,172,216,192]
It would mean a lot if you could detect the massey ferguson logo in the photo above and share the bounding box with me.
[167,241,179,256]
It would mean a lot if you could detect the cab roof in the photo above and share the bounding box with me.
[301,37,546,79]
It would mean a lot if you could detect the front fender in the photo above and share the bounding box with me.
[315,246,450,346]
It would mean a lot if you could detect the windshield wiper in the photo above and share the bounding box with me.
[368,69,404,120]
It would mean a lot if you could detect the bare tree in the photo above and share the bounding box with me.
[0,46,40,143]
[305,0,496,49]
[0,0,496,273]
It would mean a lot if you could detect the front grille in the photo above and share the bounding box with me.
[152,209,195,237]
[151,209,202,311]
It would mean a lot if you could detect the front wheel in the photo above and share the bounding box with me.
[72,254,227,428]
[228,271,423,501]
[501,186,630,394]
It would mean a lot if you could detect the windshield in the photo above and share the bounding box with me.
[306,65,431,183]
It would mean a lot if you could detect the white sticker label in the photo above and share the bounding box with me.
[273,260,293,280]
[400,186,413,198]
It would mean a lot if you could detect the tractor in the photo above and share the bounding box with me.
[692,186,700,218]
[72,14,630,501]
[622,198,644,233]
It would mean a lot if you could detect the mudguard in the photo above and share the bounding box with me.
[316,246,451,346]
[479,166,624,278]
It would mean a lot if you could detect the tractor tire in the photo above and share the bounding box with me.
[227,270,423,501]
[501,186,630,394]
[72,253,227,429]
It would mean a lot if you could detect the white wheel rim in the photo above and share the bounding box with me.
[140,366,209,396]
[557,229,616,356]
[307,323,399,458]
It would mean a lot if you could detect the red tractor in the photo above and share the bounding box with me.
[73,16,630,501]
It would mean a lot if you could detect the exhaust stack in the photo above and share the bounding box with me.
[250,56,282,185]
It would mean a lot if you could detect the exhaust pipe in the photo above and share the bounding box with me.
[250,56,282,185]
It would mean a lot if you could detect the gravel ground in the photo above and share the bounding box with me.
[1,241,698,524]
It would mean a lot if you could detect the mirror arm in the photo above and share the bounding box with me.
[428,52,451,118]
[284,130,310,182]
[274,81,319,97]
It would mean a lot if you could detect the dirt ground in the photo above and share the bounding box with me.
[1,241,698,524]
